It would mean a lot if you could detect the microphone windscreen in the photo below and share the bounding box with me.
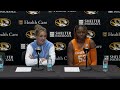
[36,47,40,50]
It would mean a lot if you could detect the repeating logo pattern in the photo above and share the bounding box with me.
[26,30,36,39]
[87,30,95,38]
[110,18,120,27]
[0,42,11,51]
[0,11,120,65]
[0,18,11,27]
[55,18,69,27]
[84,11,98,15]
[26,11,40,15]
[109,42,120,51]
[54,42,66,51]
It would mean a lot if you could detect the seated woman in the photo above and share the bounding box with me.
[25,24,56,66]
[67,25,97,66]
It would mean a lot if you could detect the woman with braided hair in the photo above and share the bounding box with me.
[67,25,97,66]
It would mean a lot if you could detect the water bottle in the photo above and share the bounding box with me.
[47,55,52,71]
[103,55,109,72]
[0,55,4,71]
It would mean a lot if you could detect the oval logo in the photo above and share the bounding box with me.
[54,42,66,51]
[110,18,120,27]
[0,42,11,51]
[87,30,95,38]
[0,18,11,27]
[26,11,40,15]
[55,18,69,27]
[84,11,98,15]
[109,42,120,51]
[26,30,36,39]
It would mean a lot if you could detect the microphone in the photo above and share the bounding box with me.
[83,44,89,53]
[83,48,89,54]
[36,47,41,55]
[81,44,92,71]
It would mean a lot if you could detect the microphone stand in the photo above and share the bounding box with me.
[81,48,92,71]
[33,48,44,71]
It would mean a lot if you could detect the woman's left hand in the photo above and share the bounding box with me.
[41,58,47,62]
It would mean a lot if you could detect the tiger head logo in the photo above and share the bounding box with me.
[110,18,120,27]
[0,18,11,27]
[84,11,98,15]
[55,18,69,27]
[109,42,120,51]
[54,42,66,51]
[0,42,11,51]
[26,11,40,15]
[26,30,36,39]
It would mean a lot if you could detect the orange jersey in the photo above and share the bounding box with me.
[71,38,97,66]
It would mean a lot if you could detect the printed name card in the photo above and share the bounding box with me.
[15,67,32,72]
[64,67,80,72]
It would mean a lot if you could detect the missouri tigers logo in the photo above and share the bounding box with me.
[109,42,120,51]
[110,18,120,27]
[0,42,11,51]
[55,18,69,27]
[54,42,66,51]
[26,11,40,15]
[87,30,95,38]
[26,30,36,39]
[84,11,98,15]
[0,18,11,27]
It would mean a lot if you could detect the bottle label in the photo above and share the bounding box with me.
[103,64,107,68]
[47,56,52,71]
[0,57,3,69]
[47,64,52,67]
[0,64,3,68]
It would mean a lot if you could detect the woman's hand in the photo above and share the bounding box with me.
[41,58,47,62]
[29,55,34,59]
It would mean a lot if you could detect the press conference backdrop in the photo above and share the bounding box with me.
[0,11,120,67]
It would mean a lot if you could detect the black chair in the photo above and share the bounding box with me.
[21,51,26,65]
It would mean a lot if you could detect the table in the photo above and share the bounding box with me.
[0,65,120,79]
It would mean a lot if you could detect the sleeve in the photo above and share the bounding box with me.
[25,44,38,66]
[41,45,56,66]
[89,48,97,65]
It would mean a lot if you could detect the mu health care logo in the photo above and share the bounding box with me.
[54,42,66,51]
[103,32,120,37]
[84,11,98,15]
[103,32,108,37]
[26,11,40,15]
[26,30,36,39]
[55,18,69,27]
[0,18,11,27]
[109,42,120,51]
[18,20,47,25]
[0,32,18,37]
[110,18,120,27]
[0,42,11,51]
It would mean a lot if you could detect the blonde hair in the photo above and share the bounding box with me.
[34,24,47,36]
